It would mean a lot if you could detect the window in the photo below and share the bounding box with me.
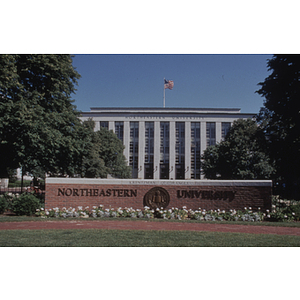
[191,122,201,179]
[222,122,231,140]
[160,122,169,179]
[144,122,154,179]
[129,122,139,178]
[206,122,216,146]
[100,121,108,130]
[175,122,185,179]
[115,121,124,142]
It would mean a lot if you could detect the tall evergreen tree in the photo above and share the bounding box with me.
[256,55,300,199]
[0,54,82,177]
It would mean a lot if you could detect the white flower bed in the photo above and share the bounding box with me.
[36,205,268,222]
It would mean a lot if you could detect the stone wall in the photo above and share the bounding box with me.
[45,178,272,211]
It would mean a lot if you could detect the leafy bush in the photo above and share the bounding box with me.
[286,204,300,221]
[0,196,8,214]
[11,193,40,216]
[263,196,300,222]
[0,193,16,212]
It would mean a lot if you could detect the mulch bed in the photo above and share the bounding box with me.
[0,219,300,236]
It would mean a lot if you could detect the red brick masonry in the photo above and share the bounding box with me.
[45,179,272,212]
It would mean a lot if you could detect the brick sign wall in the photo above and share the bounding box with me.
[45,179,272,212]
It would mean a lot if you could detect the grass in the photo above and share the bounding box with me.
[1,214,300,247]
[8,180,31,187]
[1,214,300,228]
[1,228,300,246]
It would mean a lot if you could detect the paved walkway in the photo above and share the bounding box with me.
[0,220,300,236]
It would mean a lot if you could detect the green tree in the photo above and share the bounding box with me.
[78,119,131,178]
[97,127,131,178]
[201,119,275,179]
[0,54,82,177]
[256,54,300,199]
[201,143,221,179]
[0,55,21,176]
[77,119,107,178]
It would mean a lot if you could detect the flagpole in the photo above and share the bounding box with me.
[163,78,165,108]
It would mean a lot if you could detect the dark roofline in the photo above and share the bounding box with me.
[89,107,242,112]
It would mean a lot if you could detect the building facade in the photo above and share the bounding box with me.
[80,107,254,180]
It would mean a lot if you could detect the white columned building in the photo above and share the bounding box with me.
[80,107,254,180]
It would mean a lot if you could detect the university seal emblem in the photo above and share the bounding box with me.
[143,187,170,210]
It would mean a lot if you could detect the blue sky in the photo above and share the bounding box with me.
[72,54,272,114]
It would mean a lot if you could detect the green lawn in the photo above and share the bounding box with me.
[1,215,300,247]
[0,228,299,246]
[1,214,300,228]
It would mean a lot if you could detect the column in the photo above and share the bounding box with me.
[123,121,130,165]
[94,120,100,132]
[200,121,207,155]
[138,121,145,179]
[216,122,222,144]
[185,121,191,180]
[109,121,115,132]
[169,121,176,180]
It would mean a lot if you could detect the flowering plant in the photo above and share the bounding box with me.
[189,209,204,221]
[263,196,300,222]
[142,206,155,219]
[0,192,20,212]
[188,207,265,222]
[33,196,300,223]
[154,206,189,220]
[36,205,267,222]
[35,207,46,218]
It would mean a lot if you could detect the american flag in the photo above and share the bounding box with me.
[164,79,174,90]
